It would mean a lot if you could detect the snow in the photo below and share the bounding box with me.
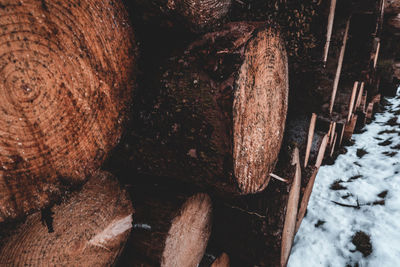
[288,89,400,267]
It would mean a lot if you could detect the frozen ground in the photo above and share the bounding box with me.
[289,89,400,267]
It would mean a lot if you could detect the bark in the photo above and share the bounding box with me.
[133,0,231,32]
[0,0,136,221]
[0,171,133,267]
[120,183,212,267]
[209,147,299,266]
[132,22,289,195]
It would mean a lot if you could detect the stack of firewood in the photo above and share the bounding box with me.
[0,0,386,266]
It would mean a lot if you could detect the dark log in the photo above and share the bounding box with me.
[0,171,133,266]
[343,115,358,141]
[121,182,212,267]
[209,147,298,266]
[0,0,136,221]
[132,22,289,195]
[134,0,231,32]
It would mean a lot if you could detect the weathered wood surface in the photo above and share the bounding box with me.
[0,0,136,221]
[211,253,230,267]
[120,182,212,267]
[281,148,301,267]
[134,0,231,32]
[132,22,289,195]
[0,171,133,267]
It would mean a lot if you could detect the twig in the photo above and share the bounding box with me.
[270,173,289,183]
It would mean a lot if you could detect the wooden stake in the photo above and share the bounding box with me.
[343,115,358,141]
[327,121,334,145]
[304,113,317,167]
[329,122,337,145]
[348,81,359,122]
[315,134,329,168]
[295,168,319,232]
[373,41,381,69]
[329,18,351,114]
[330,133,338,157]
[339,124,346,146]
[323,0,337,66]
[281,147,301,267]
[355,82,365,111]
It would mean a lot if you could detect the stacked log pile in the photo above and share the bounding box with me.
[0,0,391,266]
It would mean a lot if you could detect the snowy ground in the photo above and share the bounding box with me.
[289,89,400,267]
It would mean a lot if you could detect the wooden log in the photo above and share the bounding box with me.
[211,253,230,267]
[361,92,367,112]
[315,134,329,168]
[365,102,375,121]
[322,0,337,66]
[304,114,317,168]
[355,82,365,111]
[343,115,358,141]
[0,171,133,266]
[134,0,231,32]
[132,23,289,195]
[281,148,301,267]
[347,81,359,122]
[295,167,319,233]
[0,0,136,222]
[210,146,300,266]
[329,18,351,114]
[121,182,212,267]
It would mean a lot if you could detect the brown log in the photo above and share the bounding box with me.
[295,167,319,232]
[0,171,133,266]
[339,123,346,146]
[132,22,289,195]
[134,0,231,32]
[120,183,212,267]
[329,18,351,114]
[281,148,301,267]
[211,253,230,267]
[210,147,299,266]
[366,102,375,121]
[348,81,359,122]
[343,115,358,141]
[0,0,135,221]
[304,113,317,167]
[373,41,381,69]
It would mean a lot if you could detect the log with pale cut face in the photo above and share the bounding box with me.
[0,171,133,267]
[0,0,136,221]
[132,22,289,195]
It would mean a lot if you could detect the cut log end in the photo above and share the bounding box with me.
[0,171,133,266]
[162,193,212,267]
[0,0,135,221]
[233,29,288,194]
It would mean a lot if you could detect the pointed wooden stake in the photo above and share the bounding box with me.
[329,18,351,114]
[281,147,301,267]
[304,113,317,167]
[355,82,365,111]
[348,81,359,122]
[295,168,319,233]
[330,132,338,157]
[323,0,337,66]
[339,123,346,146]
[329,122,337,145]
[373,41,381,69]
[316,134,329,168]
